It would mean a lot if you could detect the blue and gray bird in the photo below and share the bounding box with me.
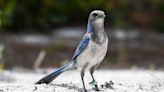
[36,10,108,92]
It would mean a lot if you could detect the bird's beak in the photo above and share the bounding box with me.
[103,14,106,18]
[99,14,105,18]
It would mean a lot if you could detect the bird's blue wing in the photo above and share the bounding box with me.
[72,34,90,60]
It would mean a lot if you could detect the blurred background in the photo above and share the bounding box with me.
[0,0,164,71]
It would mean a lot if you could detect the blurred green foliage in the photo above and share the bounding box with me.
[0,0,163,32]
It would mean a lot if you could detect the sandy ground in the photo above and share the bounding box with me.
[0,69,164,92]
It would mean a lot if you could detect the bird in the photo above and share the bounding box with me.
[35,10,108,92]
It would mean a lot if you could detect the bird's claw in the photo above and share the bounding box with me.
[89,80,97,85]
[89,80,100,91]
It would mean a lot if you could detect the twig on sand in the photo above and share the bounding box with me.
[101,80,114,90]
[147,71,164,86]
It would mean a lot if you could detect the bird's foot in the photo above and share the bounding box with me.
[89,80,100,91]
[94,84,100,91]
[81,89,87,92]
[89,80,97,85]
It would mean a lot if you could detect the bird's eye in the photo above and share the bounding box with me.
[92,13,98,17]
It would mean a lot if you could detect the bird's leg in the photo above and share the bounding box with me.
[81,71,87,92]
[89,75,97,85]
[81,64,88,92]
[89,65,99,91]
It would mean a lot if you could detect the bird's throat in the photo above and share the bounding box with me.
[87,19,104,33]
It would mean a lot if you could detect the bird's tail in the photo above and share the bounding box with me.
[35,61,75,84]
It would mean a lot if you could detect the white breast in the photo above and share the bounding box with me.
[76,35,108,69]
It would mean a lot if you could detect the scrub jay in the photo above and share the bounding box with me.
[36,10,108,92]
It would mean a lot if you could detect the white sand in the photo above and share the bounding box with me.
[0,69,164,92]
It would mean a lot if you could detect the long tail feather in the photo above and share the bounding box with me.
[35,61,75,84]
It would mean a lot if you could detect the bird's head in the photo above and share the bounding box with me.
[89,10,105,19]
[88,10,105,32]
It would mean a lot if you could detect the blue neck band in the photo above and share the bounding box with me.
[87,21,93,33]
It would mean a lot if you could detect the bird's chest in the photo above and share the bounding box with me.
[77,38,108,68]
